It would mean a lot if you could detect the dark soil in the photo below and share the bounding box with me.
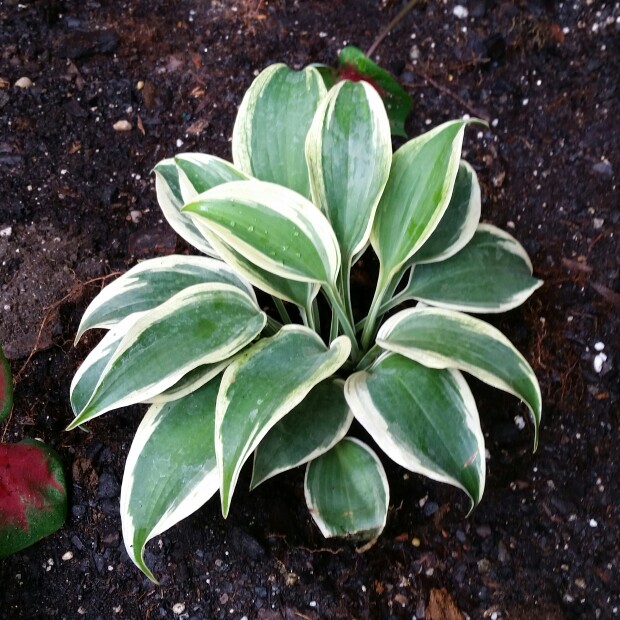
[1,0,619,618]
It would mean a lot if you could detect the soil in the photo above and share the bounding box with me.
[1,0,619,618]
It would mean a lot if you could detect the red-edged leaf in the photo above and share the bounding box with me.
[0,439,67,558]
[0,346,12,423]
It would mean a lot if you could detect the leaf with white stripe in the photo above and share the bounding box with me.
[377,307,542,449]
[251,379,353,489]
[371,120,470,281]
[175,153,247,200]
[304,437,389,540]
[405,224,543,312]
[216,325,351,517]
[183,180,341,287]
[408,160,481,265]
[232,64,327,198]
[75,255,256,342]
[345,353,485,507]
[68,283,266,429]
[121,380,220,582]
[154,159,215,256]
[305,80,391,264]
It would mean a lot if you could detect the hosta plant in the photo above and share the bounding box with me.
[0,346,67,558]
[70,63,542,581]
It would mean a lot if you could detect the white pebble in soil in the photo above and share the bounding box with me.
[593,352,607,373]
[172,603,186,615]
[453,5,468,19]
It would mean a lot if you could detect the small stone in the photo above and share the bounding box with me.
[594,342,605,351]
[129,210,142,223]
[589,518,598,527]
[514,415,526,430]
[113,119,132,132]
[591,159,613,178]
[593,217,604,229]
[62,551,74,561]
[575,577,586,589]
[593,352,607,373]
[0,226,12,237]
[14,77,33,89]
[136,80,145,90]
[172,603,186,614]
[453,5,468,19]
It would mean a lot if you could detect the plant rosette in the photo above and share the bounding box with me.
[70,63,542,581]
[0,346,67,558]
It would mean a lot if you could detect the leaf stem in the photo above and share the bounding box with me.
[324,285,360,361]
[273,296,292,325]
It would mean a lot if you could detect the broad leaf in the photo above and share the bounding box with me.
[216,325,351,516]
[306,80,391,263]
[251,379,353,489]
[304,437,389,539]
[0,346,12,423]
[232,64,327,198]
[154,159,216,256]
[175,153,247,196]
[0,440,67,558]
[75,255,255,342]
[338,46,412,138]
[408,160,481,265]
[121,381,220,582]
[371,120,469,282]
[345,353,485,507]
[183,180,341,287]
[405,224,543,312]
[68,283,266,429]
[377,307,542,448]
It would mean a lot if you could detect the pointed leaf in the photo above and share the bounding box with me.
[0,346,13,423]
[0,440,67,558]
[338,46,412,138]
[377,307,542,448]
[371,120,470,280]
[345,353,485,507]
[75,255,256,342]
[304,437,389,540]
[216,326,351,516]
[251,379,353,489]
[175,153,247,197]
[68,283,266,428]
[306,80,391,263]
[154,159,216,255]
[408,160,481,265]
[232,64,327,197]
[121,381,220,581]
[184,179,341,286]
[405,224,543,312]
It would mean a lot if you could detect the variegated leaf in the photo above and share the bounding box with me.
[304,437,389,540]
[251,379,353,489]
[232,64,327,198]
[175,153,247,199]
[75,255,256,343]
[377,307,542,448]
[216,326,351,516]
[121,381,220,582]
[305,80,391,263]
[345,353,485,507]
[405,224,543,312]
[68,283,266,429]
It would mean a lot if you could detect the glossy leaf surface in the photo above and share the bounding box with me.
[304,437,389,539]
[121,381,220,582]
[406,224,543,312]
[232,64,326,198]
[216,326,351,516]
[346,353,485,506]
[251,379,353,489]
[0,440,67,558]
[377,307,542,448]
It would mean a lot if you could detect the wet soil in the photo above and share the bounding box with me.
[1,0,619,618]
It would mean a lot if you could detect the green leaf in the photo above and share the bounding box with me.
[216,325,351,517]
[120,381,220,582]
[304,437,389,540]
[251,379,353,489]
[338,46,412,138]
[232,64,327,198]
[75,255,256,343]
[175,153,247,196]
[0,345,13,423]
[377,307,542,449]
[345,353,485,507]
[306,80,391,264]
[408,160,481,265]
[0,439,67,558]
[154,159,216,256]
[405,224,543,312]
[371,120,470,282]
[183,179,341,287]
[68,283,266,429]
